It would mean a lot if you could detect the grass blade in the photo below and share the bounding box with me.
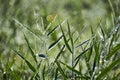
[24,34,37,63]
[106,43,120,60]
[75,43,96,61]
[48,35,63,50]
[13,50,36,73]
[60,23,72,54]
[55,68,59,80]
[96,57,120,80]
[47,25,59,36]
[54,45,65,62]
[55,60,67,79]
[75,39,90,48]
[67,20,73,48]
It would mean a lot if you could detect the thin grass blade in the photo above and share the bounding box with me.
[48,35,63,50]
[24,34,37,63]
[55,60,67,78]
[54,45,65,62]
[106,43,120,60]
[60,23,72,53]
[96,57,120,80]
[13,50,36,73]
[67,20,73,48]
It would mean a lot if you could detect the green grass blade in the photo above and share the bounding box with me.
[42,65,46,80]
[59,61,88,79]
[48,35,63,50]
[96,57,120,80]
[60,61,81,75]
[13,18,43,41]
[47,25,59,36]
[60,23,72,54]
[67,20,73,48]
[24,34,38,63]
[75,43,96,61]
[54,45,65,62]
[13,50,36,73]
[55,68,59,80]
[75,39,90,48]
[106,43,120,60]
[55,60,67,78]
[100,24,105,40]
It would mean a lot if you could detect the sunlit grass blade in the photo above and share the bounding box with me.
[13,50,36,73]
[54,45,65,62]
[106,43,120,60]
[48,35,63,50]
[24,34,37,63]
[13,18,43,41]
[96,57,120,80]
[60,23,72,54]
[55,60,67,79]
[67,20,73,48]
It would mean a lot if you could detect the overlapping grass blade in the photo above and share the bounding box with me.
[24,34,37,63]
[60,23,72,53]
[75,43,96,61]
[13,50,36,73]
[106,43,120,60]
[96,57,120,80]
[48,35,63,50]
[54,45,65,62]
[55,60,67,79]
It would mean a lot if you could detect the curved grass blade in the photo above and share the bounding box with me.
[106,43,120,60]
[96,57,120,80]
[24,34,37,63]
[48,35,63,50]
[13,50,36,73]
[60,23,72,54]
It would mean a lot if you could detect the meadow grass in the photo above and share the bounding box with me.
[0,0,120,80]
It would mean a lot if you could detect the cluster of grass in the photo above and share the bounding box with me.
[0,0,120,80]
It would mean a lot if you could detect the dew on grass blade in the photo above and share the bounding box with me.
[36,53,47,59]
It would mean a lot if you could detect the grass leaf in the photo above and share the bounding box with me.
[24,34,38,63]
[48,35,63,50]
[55,60,67,79]
[96,57,120,80]
[13,50,36,73]
[60,23,72,54]
[106,43,120,60]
